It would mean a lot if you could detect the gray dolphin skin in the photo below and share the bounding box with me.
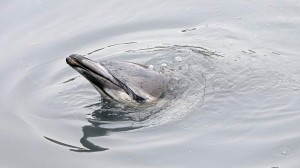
[66,54,171,105]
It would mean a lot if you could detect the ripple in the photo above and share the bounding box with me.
[12,43,222,151]
[12,40,300,153]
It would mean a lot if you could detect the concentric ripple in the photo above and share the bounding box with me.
[12,43,222,151]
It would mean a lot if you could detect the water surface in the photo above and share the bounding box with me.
[1,1,300,168]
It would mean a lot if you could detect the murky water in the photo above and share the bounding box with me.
[1,1,300,167]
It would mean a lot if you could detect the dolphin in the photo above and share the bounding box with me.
[66,54,171,105]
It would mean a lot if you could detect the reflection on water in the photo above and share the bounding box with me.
[44,98,142,152]
[45,119,140,152]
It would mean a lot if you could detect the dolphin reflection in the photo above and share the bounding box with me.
[44,108,141,152]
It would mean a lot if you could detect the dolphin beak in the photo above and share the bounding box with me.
[66,54,120,86]
[66,54,146,103]
[66,54,82,67]
[66,54,95,69]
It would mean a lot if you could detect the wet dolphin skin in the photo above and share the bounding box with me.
[66,54,170,104]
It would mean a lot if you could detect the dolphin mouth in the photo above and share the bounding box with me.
[66,54,146,103]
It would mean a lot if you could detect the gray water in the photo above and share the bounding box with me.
[1,1,300,168]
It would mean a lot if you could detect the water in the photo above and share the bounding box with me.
[1,1,300,167]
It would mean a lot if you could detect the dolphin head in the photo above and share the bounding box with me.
[66,54,170,104]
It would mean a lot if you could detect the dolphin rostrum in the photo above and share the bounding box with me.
[66,54,171,105]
